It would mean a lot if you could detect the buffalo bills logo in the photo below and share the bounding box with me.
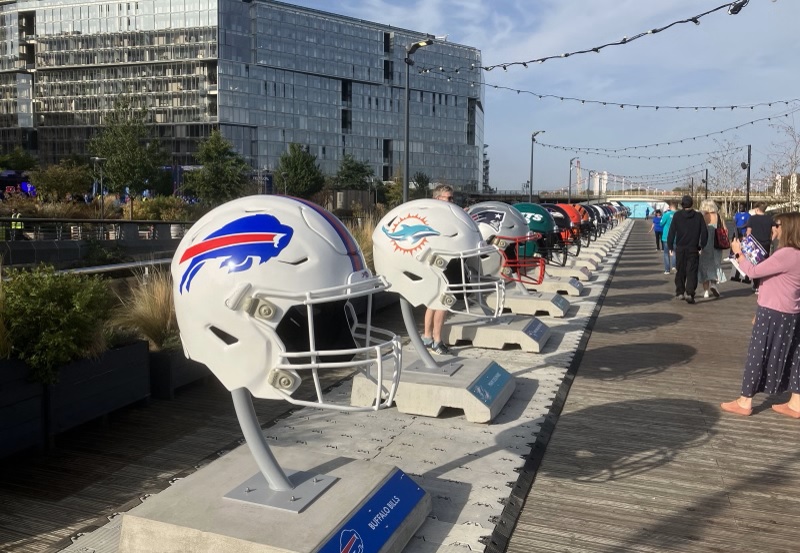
[339,529,363,553]
[178,214,293,293]
[470,209,505,232]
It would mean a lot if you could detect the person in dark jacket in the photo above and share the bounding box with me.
[667,195,708,304]
[746,202,774,293]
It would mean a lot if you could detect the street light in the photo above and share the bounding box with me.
[568,157,578,204]
[281,172,288,195]
[403,38,434,204]
[90,157,106,236]
[529,130,545,203]
[741,144,751,209]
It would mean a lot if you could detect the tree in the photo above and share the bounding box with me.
[411,171,430,199]
[334,153,373,190]
[29,160,90,202]
[0,146,37,171]
[181,130,251,204]
[89,99,169,218]
[275,143,325,198]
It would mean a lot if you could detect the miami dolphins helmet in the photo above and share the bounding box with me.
[372,198,504,317]
[467,201,546,286]
[171,196,401,410]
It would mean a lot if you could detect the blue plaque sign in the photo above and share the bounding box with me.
[569,277,584,293]
[522,318,549,342]
[318,469,425,553]
[552,294,570,311]
[468,362,512,406]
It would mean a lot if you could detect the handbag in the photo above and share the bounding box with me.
[713,216,730,249]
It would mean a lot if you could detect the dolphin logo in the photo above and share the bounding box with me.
[178,214,293,293]
[382,223,440,244]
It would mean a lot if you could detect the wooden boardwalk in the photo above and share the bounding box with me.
[507,220,800,553]
[2,219,799,553]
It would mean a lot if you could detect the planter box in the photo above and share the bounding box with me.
[47,340,151,436]
[0,359,45,458]
[149,349,210,400]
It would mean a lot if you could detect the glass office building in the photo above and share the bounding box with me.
[0,0,484,191]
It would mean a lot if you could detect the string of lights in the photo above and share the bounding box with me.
[474,82,798,112]
[536,106,800,155]
[537,145,743,160]
[416,1,750,75]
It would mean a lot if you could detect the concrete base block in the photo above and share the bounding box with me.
[525,275,584,296]
[487,289,569,317]
[443,314,551,352]
[351,357,515,423]
[119,446,430,553]
[544,263,593,281]
[578,251,604,265]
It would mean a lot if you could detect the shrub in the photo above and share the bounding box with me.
[112,266,178,351]
[344,213,379,273]
[1,266,112,384]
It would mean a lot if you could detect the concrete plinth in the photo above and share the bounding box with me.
[119,446,430,553]
[351,357,515,423]
[487,289,569,318]
[443,314,551,352]
[525,275,584,296]
[544,263,593,281]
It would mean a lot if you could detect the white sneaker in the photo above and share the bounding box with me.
[663,271,670,275]
[703,291,710,299]
[670,267,677,274]
[710,285,720,298]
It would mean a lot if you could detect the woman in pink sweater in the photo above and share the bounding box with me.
[721,212,800,418]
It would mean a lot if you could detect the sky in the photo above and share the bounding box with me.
[283,0,799,194]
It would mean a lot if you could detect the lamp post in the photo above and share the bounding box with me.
[529,130,545,203]
[568,157,578,204]
[702,168,709,200]
[281,172,288,196]
[403,38,434,204]
[741,144,751,209]
[90,157,106,237]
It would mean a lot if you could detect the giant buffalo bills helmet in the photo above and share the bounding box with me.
[171,196,401,410]
[467,201,546,286]
[372,199,505,317]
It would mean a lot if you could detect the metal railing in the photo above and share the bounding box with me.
[0,217,192,242]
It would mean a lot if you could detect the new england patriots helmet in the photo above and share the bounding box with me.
[171,196,401,410]
[467,201,546,286]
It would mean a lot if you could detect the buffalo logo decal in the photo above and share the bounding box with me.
[470,209,506,232]
[339,529,363,553]
[381,213,440,254]
[178,214,293,293]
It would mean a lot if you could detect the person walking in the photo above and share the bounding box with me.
[422,184,454,355]
[698,199,727,298]
[649,210,663,251]
[660,201,677,274]
[667,195,708,304]
[721,212,800,418]
[746,202,774,293]
[645,207,650,220]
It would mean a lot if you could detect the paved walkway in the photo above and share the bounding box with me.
[4,219,797,553]
[506,220,800,553]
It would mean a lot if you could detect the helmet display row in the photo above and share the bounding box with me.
[171,196,512,411]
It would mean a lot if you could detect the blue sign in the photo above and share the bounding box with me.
[523,318,549,342]
[552,294,570,311]
[318,469,425,553]
[468,362,512,406]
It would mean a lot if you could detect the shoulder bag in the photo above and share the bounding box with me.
[713,215,730,249]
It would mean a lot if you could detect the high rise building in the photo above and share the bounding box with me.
[0,0,484,191]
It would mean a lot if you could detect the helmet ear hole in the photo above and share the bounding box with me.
[209,326,239,345]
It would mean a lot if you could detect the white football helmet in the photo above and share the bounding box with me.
[372,198,504,317]
[467,201,546,286]
[171,196,401,411]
